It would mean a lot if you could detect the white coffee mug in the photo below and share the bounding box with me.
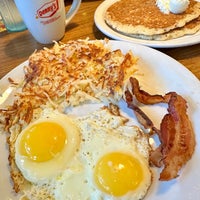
[14,0,81,44]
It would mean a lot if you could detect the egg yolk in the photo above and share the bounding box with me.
[94,152,143,196]
[19,121,67,162]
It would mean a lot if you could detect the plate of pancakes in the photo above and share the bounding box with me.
[0,39,200,200]
[94,0,200,48]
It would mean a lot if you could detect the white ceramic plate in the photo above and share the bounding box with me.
[94,0,200,48]
[1,40,200,199]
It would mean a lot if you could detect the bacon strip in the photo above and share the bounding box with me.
[125,90,159,134]
[130,77,168,104]
[125,77,196,181]
[159,92,195,180]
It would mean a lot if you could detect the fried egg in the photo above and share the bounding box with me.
[15,107,152,200]
[15,111,81,184]
[53,108,152,200]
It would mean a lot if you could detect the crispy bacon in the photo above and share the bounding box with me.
[125,77,196,181]
[130,77,168,104]
[125,90,159,134]
[158,92,195,180]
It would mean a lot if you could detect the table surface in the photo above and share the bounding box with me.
[0,0,200,80]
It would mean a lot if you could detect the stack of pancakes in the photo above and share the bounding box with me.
[105,0,200,40]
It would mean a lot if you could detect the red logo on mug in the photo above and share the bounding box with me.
[37,0,59,18]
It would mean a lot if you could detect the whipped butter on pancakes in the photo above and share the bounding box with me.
[104,0,200,40]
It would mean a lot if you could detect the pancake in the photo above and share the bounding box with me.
[126,16,200,40]
[105,0,200,36]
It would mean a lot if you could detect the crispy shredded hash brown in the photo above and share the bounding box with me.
[1,39,138,132]
[0,39,138,195]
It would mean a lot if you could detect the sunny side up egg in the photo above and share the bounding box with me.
[15,108,152,200]
[15,111,81,184]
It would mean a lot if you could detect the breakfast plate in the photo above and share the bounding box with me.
[1,40,200,199]
[94,0,200,48]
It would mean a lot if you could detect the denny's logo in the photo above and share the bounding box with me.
[37,0,59,18]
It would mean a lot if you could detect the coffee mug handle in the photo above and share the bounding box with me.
[65,0,81,25]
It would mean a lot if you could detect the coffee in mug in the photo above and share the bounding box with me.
[14,0,81,44]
